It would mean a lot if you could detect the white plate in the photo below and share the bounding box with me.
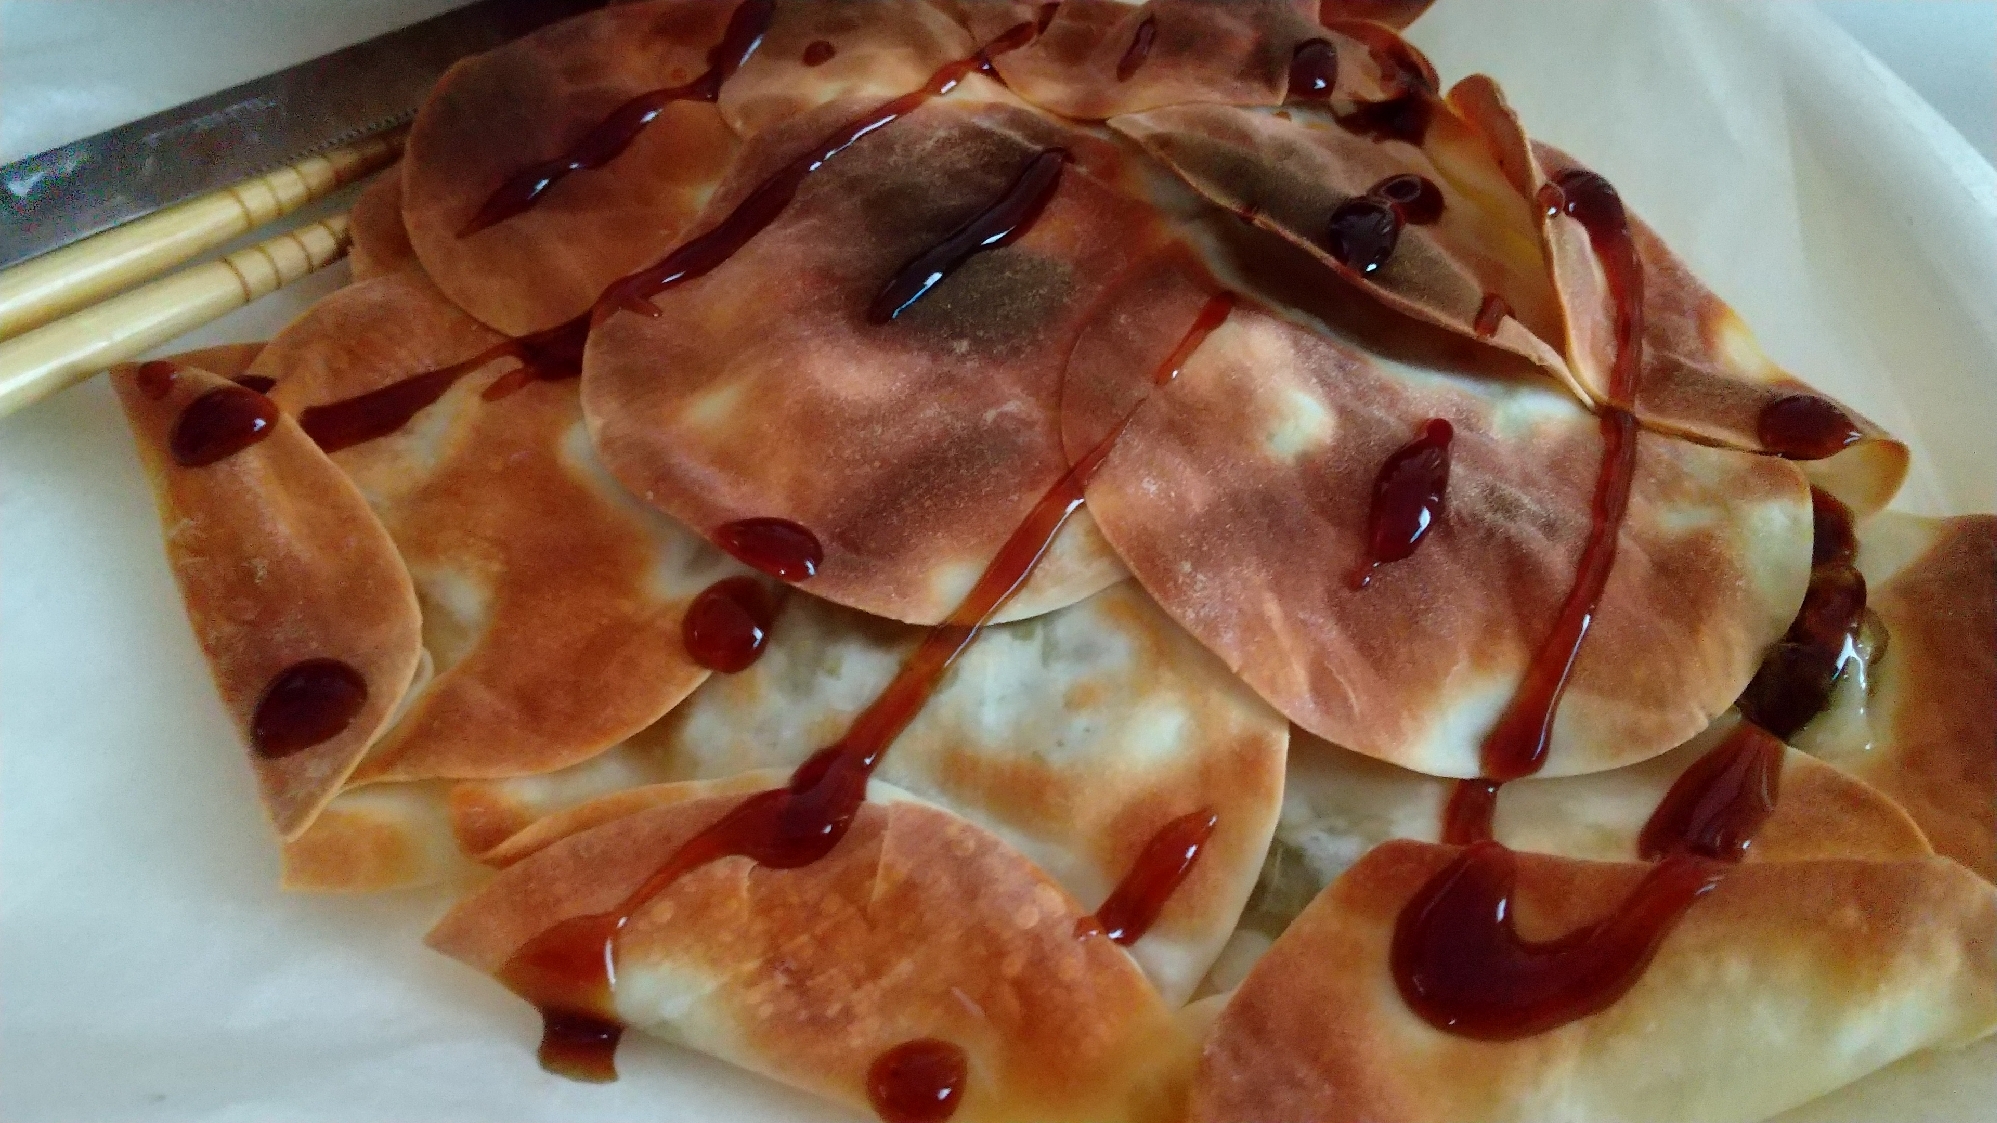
[2,2,1992,1120]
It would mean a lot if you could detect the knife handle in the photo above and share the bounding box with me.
[0,129,399,341]
[0,215,349,418]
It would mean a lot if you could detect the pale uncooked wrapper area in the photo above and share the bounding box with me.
[0,1,1991,1120]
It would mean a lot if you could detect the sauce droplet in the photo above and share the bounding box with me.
[535,1010,623,1083]
[868,1039,968,1123]
[802,39,836,66]
[1371,173,1443,225]
[596,21,1043,319]
[1115,15,1156,82]
[170,385,279,467]
[1325,196,1402,275]
[1473,292,1511,338]
[460,0,776,235]
[1075,808,1218,945]
[1637,722,1784,863]
[251,658,369,759]
[1391,841,1721,1040]
[1286,38,1339,100]
[1756,394,1863,461]
[1811,484,1858,567]
[1334,94,1433,145]
[682,575,778,672]
[868,148,1066,324]
[1736,487,1866,739]
[713,517,823,582]
[1440,778,1501,845]
[1351,418,1452,589]
[136,359,179,399]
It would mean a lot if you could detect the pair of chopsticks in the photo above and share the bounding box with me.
[0,129,405,418]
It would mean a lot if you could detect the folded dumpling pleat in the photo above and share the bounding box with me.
[1064,255,1813,777]
[428,795,1193,1123]
[402,0,742,334]
[714,0,973,137]
[450,580,1289,1005]
[254,270,735,786]
[1193,841,1997,1123]
[584,93,1164,623]
[112,359,422,838]
[347,168,416,281]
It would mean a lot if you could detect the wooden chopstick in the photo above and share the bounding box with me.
[0,129,402,342]
[0,214,350,417]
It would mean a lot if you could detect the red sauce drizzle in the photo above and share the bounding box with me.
[682,575,777,672]
[232,373,277,394]
[1736,487,1866,739]
[713,517,823,582]
[495,293,1231,1083]
[170,385,279,467]
[868,147,1067,324]
[802,39,836,66]
[1473,292,1511,338]
[1331,24,1439,148]
[1075,808,1218,944]
[459,0,776,236]
[1391,841,1721,1040]
[1476,169,1645,782]
[251,658,369,759]
[869,1038,969,1123]
[1286,38,1339,101]
[1350,417,1452,589]
[1324,197,1401,275]
[1756,394,1863,461]
[1115,16,1157,82]
[1637,722,1784,863]
[136,359,179,399]
[1440,778,1501,845]
[595,22,1041,320]
[1371,173,1443,225]
[298,315,589,453]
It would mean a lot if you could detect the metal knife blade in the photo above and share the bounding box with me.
[0,0,607,270]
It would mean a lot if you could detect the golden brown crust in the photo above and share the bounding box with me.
[256,271,728,783]
[160,343,267,380]
[1066,262,1812,777]
[111,362,422,839]
[450,580,1289,1004]
[428,797,1190,1123]
[402,0,741,334]
[280,782,472,891]
[582,95,1160,624]
[1849,513,1997,881]
[1529,142,1909,515]
[715,0,972,137]
[1195,841,1997,1123]
[346,168,416,281]
[986,0,1319,122]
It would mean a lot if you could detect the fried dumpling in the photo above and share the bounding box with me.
[111,358,422,838]
[253,269,735,784]
[428,794,1194,1123]
[584,92,1164,624]
[1064,254,1813,777]
[1795,511,1996,881]
[402,0,742,334]
[450,580,1288,1004]
[1194,841,1997,1123]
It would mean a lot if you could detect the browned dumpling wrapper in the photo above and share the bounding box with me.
[403,0,742,334]
[1195,841,1997,1123]
[429,794,1195,1123]
[715,0,973,137]
[1064,253,1812,777]
[347,167,417,281]
[1795,511,1997,881]
[584,91,1159,624]
[254,269,734,785]
[112,360,422,838]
